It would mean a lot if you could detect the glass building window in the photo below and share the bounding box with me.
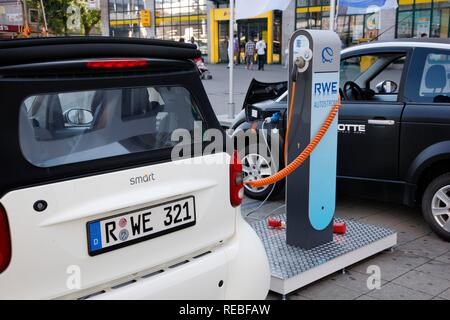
[155,0,208,56]
[296,0,380,48]
[108,0,147,38]
[396,0,450,39]
[296,0,328,30]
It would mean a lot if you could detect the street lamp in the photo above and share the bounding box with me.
[228,0,235,120]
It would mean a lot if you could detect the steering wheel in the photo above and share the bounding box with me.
[343,81,365,101]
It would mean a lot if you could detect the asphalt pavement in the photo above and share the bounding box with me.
[202,63,287,118]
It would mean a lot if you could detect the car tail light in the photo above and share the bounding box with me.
[0,205,11,273]
[230,150,244,207]
[86,59,149,69]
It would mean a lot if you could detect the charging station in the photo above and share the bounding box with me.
[249,30,397,298]
[286,30,340,249]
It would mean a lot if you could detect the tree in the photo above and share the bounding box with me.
[78,1,101,36]
[33,0,101,36]
[37,0,72,35]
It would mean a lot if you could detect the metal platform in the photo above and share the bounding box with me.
[251,215,397,296]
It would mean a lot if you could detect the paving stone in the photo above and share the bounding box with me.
[266,292,281,300]
[435,251,450,264]
[296,279,363,300]
[425,230,450,242]
[415,260,450,281]
[287,292,311,300]
[355,294,378,300]
[367,283,433,300]
[350,250,430,281]
[438,288,450,300]
[397,235,450,259]
[394,221,432,244]
[393,270,450,296]
[335,203,379,220]
[359,214,402,228]
[242,197,285,222]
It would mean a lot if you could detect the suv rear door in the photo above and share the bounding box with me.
[0,53,235,299]
[399,47,450,181]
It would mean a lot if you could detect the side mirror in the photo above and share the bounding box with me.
[376,80,398,94]
[65,108,93,126]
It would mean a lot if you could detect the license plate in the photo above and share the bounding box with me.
[87,196,196,256]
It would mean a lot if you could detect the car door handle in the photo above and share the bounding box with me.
[368,119,395,126]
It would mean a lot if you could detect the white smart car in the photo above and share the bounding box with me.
[0,37,270,299]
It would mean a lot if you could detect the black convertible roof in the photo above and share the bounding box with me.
[0,37,201,67]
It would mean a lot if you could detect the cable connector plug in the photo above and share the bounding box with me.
[265,112,281,124]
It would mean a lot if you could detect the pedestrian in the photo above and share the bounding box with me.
[233,34,239,65]
[245,37,255,70]
[190,36,199,49]
[179,37,185,43]
[256,36,266,71]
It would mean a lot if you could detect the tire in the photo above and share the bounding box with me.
[239,143,284,200]
[422,173,450,241]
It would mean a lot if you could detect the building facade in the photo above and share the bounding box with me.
[154,0,209,55]
[104,0,450,64]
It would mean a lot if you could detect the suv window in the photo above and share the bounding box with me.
[370,57,405,93]
[340,53,405,101]
[340,55,380,86]
[19,86,205,168]
[419,53,450,102]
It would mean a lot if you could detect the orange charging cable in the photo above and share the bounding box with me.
[245,92,341,188]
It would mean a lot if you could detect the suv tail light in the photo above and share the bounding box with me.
[0,205,11,273]
[230,150,244,207]
[86,59,149,69]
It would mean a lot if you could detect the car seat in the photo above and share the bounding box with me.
[156,87,198,150]
[46,94,65,133]
[425,64,447,96]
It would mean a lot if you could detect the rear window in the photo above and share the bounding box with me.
[19,86,205,167]
[419,53,450,100]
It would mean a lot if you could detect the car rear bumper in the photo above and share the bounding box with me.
[81,214,270,300]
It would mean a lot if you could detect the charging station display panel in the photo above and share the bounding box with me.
[309,70,339,230]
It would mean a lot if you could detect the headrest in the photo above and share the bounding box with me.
[425,65,447,89]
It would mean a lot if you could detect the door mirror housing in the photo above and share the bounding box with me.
[376,80,398,94]
[65,108,93,126]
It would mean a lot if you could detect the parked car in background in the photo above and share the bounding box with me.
[0,37,270,299]
[231,39,450,241]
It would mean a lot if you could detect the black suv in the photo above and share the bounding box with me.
[231,39,450,241]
